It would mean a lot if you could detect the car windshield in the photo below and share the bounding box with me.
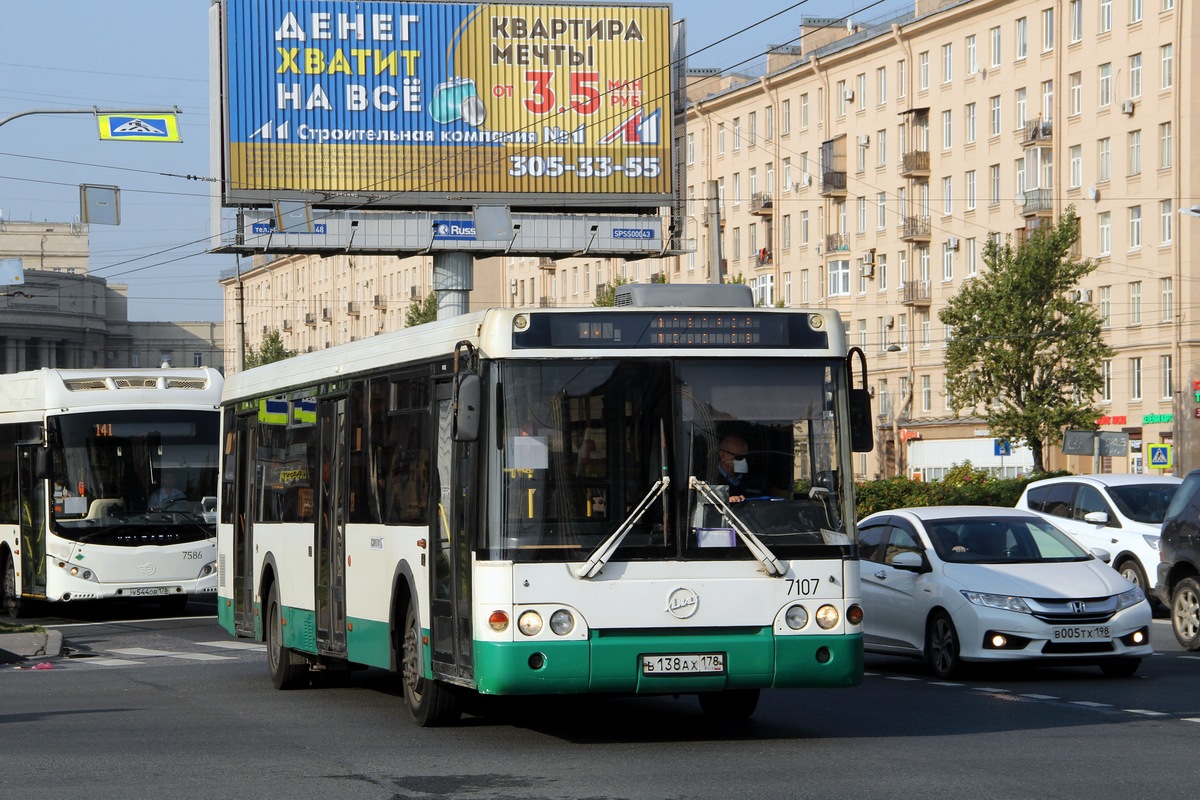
[926,517,1091,563]
[1106,483,1180,524]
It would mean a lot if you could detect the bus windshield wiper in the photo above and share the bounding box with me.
[689,477,787,578]
[576,476,670,579]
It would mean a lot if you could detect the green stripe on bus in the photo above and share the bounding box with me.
[217,595,235,632]
[473,631,863,695]
[282,606,317,653]
[346,616,392,669]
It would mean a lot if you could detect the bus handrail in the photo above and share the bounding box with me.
[689,477,787,578]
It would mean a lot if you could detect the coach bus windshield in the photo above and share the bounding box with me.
[490,358,852,563]
[46,409,220,544]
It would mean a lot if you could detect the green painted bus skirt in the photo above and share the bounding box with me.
[473,629,864,696]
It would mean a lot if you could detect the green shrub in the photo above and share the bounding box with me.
[854,463,1069,517]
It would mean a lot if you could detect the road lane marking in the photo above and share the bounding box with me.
[200,640,266,651]
[110,648,182,657]
[169,653,237,661]
[82,658,145,666]
[1070,701,1111,707]
[1019,694,1058,700]
[1125,709,1169,716]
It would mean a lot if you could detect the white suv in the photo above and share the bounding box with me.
[1015,474,1182,598]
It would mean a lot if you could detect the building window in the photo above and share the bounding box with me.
[1130,281,1142,324]
[1069,145,1082,188]
[1098,211,1112,254]
[1102,359,1113,401]
[989,163,1001,204]
[1015,87,1027,128]
[989,95,1001,136]
[965,102,976,143]
[1100,286,1113,327]
[877,66,887,104]
[1129,53,1142,98]
[829,260,851,296]
[942,43,953,83]
[942,110,953,149]
[1160,200,1173,243]
[747,111,757,146]
[800,210,809,245]
[193,352,203,367]
[966,238,977,275]
[782,214,792,250]
[879,254,889,290]
[800,93,809,128]
[1069,72,1081,116]
[918,51,930,90]
[1161,44,1174,89]
[858,73,867,110]
[897,59,907,97]
[966,35,977,74]
[921,375,932,412]
[1162,355,1173,400]
[1129,206,1142,250]
[1042,8,1054,52]
[877,128,887,166]
[1100,0,1112,33]
[1128,130,1141,175]
[1131,0,1143,23]
[732,117,741,150]
[1161,277,1173,322]
[1098,137,1111,182]
[781,98,791,134]
[1069,0,1083,42]
[943,242,954,281]
[717,123,725,155]
[990,26,1001,67]
[966,170,976,210]
[1015,17,1027,60]
[942,176,953,215]
[1098,63,1112,106]
[687,133,695,164]
[1159,122,1173,168]
[1130,357,1142,401]
[877,192,888,229]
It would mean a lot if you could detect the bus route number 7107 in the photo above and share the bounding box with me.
[787,578,820,596]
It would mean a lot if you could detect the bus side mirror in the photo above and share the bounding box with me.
[33,447,51,480]
[849,388,874,453]
[453,374,481,442]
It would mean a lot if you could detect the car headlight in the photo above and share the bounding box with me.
[1142,534,1160,551]
[1115,587,1144,611]
[960,590,1032,614]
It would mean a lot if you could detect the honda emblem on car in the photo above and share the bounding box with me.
[1070,601,1087,613]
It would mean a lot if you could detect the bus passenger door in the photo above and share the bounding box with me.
[429,379,474,682]
[16,444,46,597]
[231,415,255,636]
[315,397,348,656]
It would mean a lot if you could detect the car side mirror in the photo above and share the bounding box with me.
[1090,547,1112,564]
[1082,511,1109,526]
[890,550,929,572]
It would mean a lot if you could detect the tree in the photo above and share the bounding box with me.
[593,275,631,307]
[405,291,439,326]
[938,207,1113,473]
[244,329,295,369]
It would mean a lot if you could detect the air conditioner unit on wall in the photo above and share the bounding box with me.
[858,134,870,147]
[801,175,813,187]
[947,236,960,251]
[863,249,876,265]
[1120,99,1135,115]
[843,89,854,102]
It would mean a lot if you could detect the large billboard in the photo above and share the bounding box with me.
[215,0,676,209]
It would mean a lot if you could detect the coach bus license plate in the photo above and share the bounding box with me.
[642,653,725,675]
[1051,625,1111,641]
[127,587,169,597]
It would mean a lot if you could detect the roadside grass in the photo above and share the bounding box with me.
[0,621,43,634]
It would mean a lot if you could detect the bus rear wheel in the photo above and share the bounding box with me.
[266,583,309,690]
[401,604,461,727]
[3,554,24,620]
[698,689,760,722]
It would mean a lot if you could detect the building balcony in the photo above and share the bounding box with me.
[321,307,332,320]
[282,319,292,331]
[824,233,850,252]
[1021,187,1054,216]
[901,280,932,307]
[347,301,361,316]
[305,313,317,326]
[820,170,847,196]
[1022,117,1053,146]
[901,216,932,242]
[373,295,387,310]
[900,150,930,178]
[750,192,774,216]
[538,296,557,307]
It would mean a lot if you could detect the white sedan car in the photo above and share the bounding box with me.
[858,506,1152,678]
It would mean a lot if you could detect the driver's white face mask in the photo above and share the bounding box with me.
[733,457,749,475]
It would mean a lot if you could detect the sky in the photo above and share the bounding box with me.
[0,0,911,322]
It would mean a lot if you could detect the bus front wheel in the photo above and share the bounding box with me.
[401,604,461,727]
[266,583,308,690]
[3,554,24,620]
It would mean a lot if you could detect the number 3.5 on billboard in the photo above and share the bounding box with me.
[521,71,602,116]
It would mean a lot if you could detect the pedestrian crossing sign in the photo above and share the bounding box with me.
[97,113,181,142]
[1147,444,1172,470]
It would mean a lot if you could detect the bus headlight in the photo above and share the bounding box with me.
[549,609,574,635]
[517,610,543,636]
[815,604,840,630]
[198,562,217,578]
[785,604,809,630]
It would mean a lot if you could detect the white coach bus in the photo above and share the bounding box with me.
[218,285,874,725]
[0,367,223,617]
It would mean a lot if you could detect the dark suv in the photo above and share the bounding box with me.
[1156,469,1200,649]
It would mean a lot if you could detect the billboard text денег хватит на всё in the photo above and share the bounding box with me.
[217,0,675,209]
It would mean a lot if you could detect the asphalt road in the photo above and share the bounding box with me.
[3,601,1197,800]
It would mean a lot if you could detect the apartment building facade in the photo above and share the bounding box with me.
[519,0,1191,479]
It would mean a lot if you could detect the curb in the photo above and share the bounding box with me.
[0,630,64,663]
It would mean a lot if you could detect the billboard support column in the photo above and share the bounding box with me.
[433,252,472,321]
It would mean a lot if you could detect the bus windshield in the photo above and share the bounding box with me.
[47,409,220,544]
[490,358,851,563]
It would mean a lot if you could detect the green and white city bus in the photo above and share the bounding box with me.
[0,367,223,618]
[217,285,874,725]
